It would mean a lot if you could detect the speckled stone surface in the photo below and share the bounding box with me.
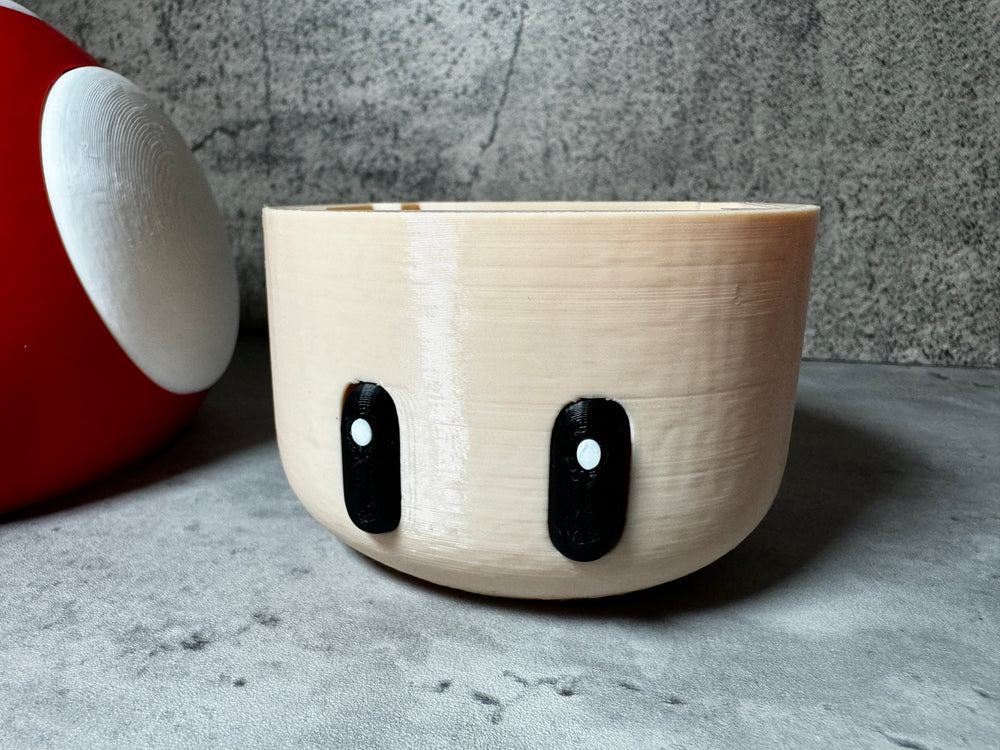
[1,337,997,748]
[28,0,1000,366]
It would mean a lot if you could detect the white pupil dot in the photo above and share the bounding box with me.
[576,438,601,470]
[350,418,372,447]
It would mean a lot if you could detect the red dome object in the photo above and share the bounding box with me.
[0,4,239,512]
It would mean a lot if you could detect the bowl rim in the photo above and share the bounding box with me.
[263,201,820,215]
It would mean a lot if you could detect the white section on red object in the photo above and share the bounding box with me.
[0,1,37,17]
[40,66,239,394]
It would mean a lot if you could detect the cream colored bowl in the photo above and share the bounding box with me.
[263,202,818,599]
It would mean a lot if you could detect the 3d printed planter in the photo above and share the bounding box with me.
[264,202,818,598]
[0,2,239,511]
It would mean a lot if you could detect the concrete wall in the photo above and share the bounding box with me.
[32,0,1000,366]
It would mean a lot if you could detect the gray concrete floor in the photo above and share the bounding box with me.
[1,337,997,749]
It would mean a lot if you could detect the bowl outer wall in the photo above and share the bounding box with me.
[263,205,818,598]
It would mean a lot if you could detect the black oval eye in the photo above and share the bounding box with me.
[548,398,631,561]
[340,382,401,533]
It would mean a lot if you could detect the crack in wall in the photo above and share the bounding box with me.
[257,0,274,176]
[480,1,527,156]
[190,121,263,152]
